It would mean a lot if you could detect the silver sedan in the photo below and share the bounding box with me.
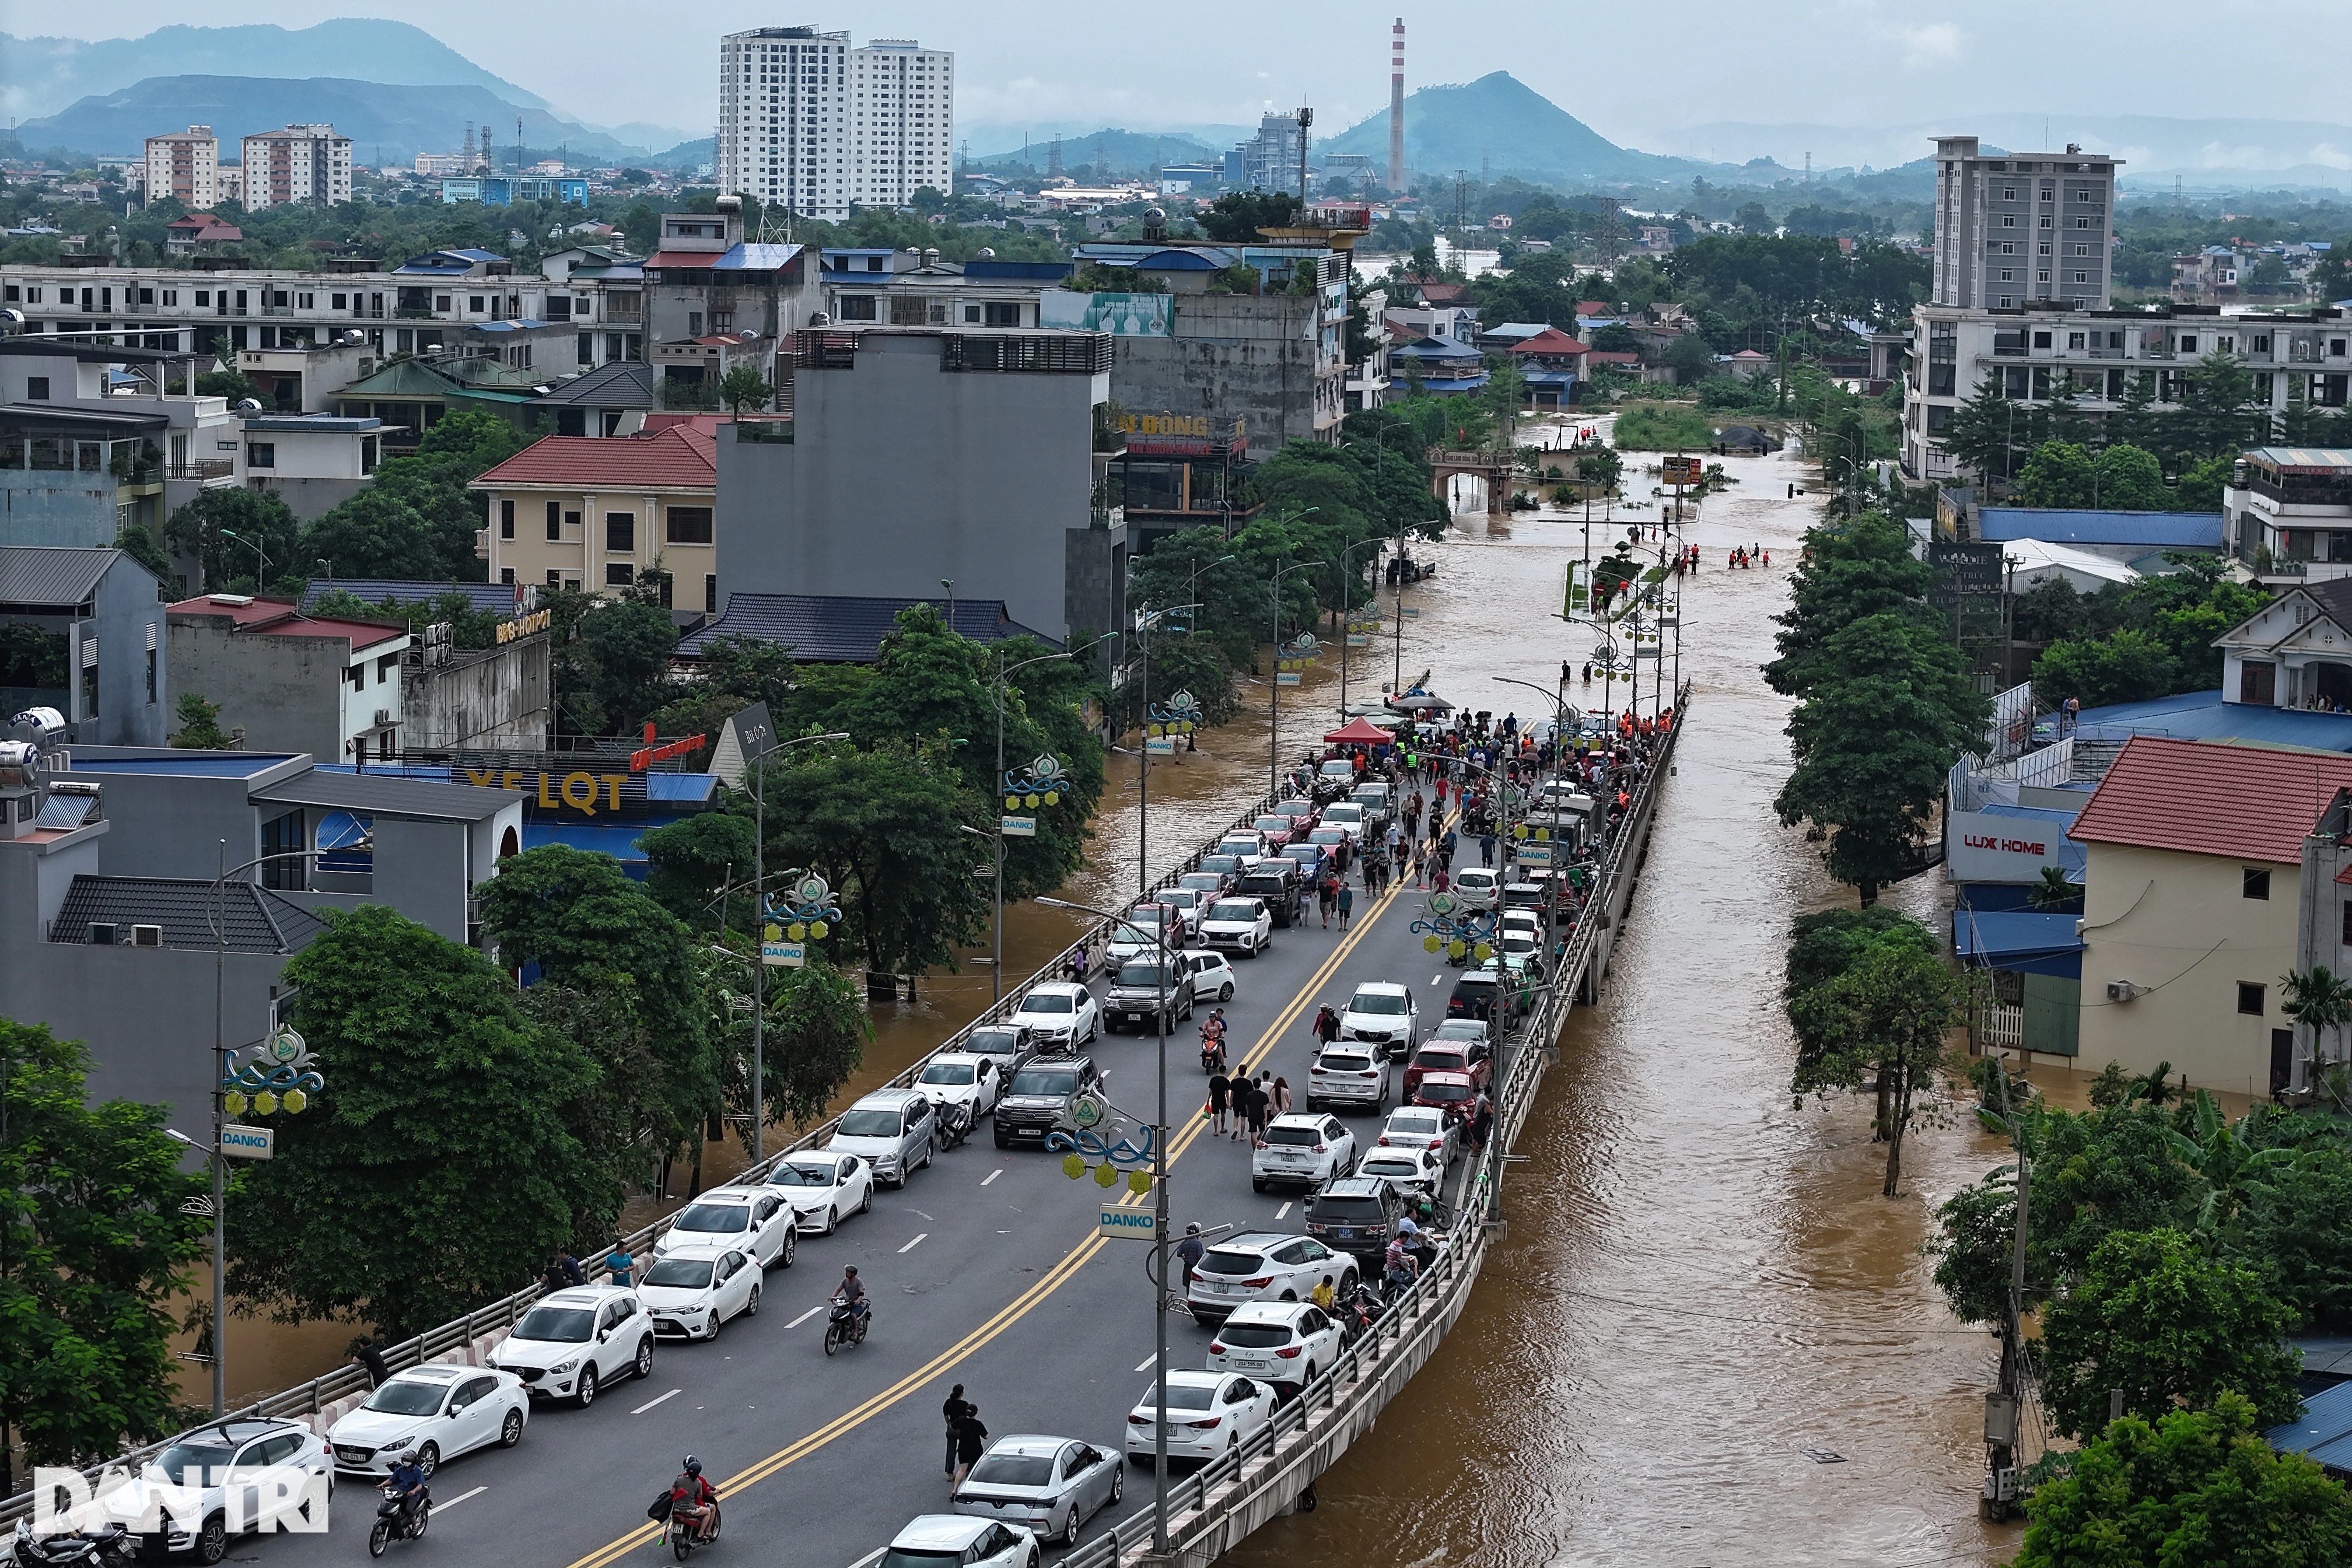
[951,1434,1124,1549]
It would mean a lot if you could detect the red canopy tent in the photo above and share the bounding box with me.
[1323,717,1392,745]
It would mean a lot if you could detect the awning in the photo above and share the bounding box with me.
[1324,717,1392,744]
[1953,908,2084,978]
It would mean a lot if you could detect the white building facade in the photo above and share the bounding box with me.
[716,26,953,219]
[144,127,219,209]
[239,124,353,211]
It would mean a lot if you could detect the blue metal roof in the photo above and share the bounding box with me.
[63,754,299,776]
[2070,688,2352,753]
[714,243,802,271]
[2267,1380,2352,1474]
[965,261,1073,281]
[1953,908,2084,974]
[244,414,380,433]
[1975,508,2224,548]
[647,773,718,804]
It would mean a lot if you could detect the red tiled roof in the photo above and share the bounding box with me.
[1417,282,1468,302]
[469,427,717,491]
[1575,301,1611,317]
[2068,735,2352,864]
[645,250,724,269]
[1509,328,1589,356]
[167,596,405,651]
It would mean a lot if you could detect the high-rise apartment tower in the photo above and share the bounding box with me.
[1930,136,2120,311]
[717,26,954,219]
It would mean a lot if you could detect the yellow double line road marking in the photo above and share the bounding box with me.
[565,835,1430,1568]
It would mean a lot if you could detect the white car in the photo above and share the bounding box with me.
[327,1364,528,1478]
[1452,867,1502,911]
[639,1245,762,1340]
[880,1514,1039,1568]
[1354,1144,1447,1196]
[916,1052,1003,1124]
[1252,1112,1357,1192]
[1185,1231,1358,1325]
[1009,982,1100,1048]
[1178,948,1237,1005]
[1198,896,1273,957]
[1499,927,1547,973]
[1215,830,1269,865]
[484,1286,654,1406]
[99,1419,332,1562]
[1205,1301,1346,1394]
[1122,1371,1278,1466]
[1376,1105,1462,1167]
[1336,981,1418,1056]
[652,1184,800,1269]
[1317,802,1368,842]
[1153,888,1209,940]
[1306,1044,1390,1113]
[766,1150,875,1233]
[1107,908,1177,965]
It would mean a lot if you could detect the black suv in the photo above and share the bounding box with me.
[993,1055,1103,1149]
[1236,862,1304,928]
[1304,1177,1405,1259]
[1446,969,1516,1028]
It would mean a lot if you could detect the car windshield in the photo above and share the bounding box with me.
[1199,856,1240,874]
[1309,829,1346,844]
[1161,890,1199,907]
[836,1109,904,1138]
[643,1257,716,1289]
[1199,1248,1265,1276]
[919,1062,977,1086]
[1503,935,1538,951]
[1433,1023,1485,1041]
[967,1028,1021,1055]
[360,1381,447,1416]
[1117,964,1177,987]
[1208,902,1258,922]
[1419,1080,1473,1102]
[967,1454,1056,1487]
[1149,1385,1219,1411]
[879,1552,962,1568]
[1178,874,1222,890]
[1315,1194,1391,1220]
[1416,1048,1466,1068]
[1458,872,1495,888]
[1219,839,1258,855]
[1264,1125,1322,1146]
[673,1202,750,1233]
[772,1163,836,1186]
[1125,909,1166,928]
[1010,1069,1078,1097]
[150,1443,235,1486]
[1254,817,1288,832]
[1022,993,1073,1013]
[1216,1322,1295,1348]
[1349,992,1408,1015]
[513,1306,595,1342]
[1110,923,1153,944]
[1323,805,1362,822]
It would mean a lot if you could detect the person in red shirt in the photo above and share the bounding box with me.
[671,1455,718,1542]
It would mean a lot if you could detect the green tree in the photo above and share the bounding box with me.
[1198,191,1300,242]
[224,907,613,1336]
[2032,627,2178,709]
[0,1021,208,1492]
[2095,442,2169,510]
[696,941,870,1138]
[2014,440,2097,508]
[304,407,534,582]
[1763,513,1936,701]
[650,635,798,744]
[2176,453,2235,512]
[2280,966,2352,1094]
[1940,370,2024,488]
[194,369,258,403]
[2037,1227,2302,1438]
[1663,332,1716,385]
[113,520,176,591]
[1786,928,1962,1194]
[163,487,303,593]
[169,691,230,748]
[2014,1394,2352,1568]
[718,363,775,418]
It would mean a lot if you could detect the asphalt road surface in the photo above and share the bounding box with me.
[242,830,1499,1568]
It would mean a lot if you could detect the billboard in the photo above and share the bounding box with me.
[1946,808,2085,883]
[1039,289,1172,337]
[1928,540,2006,610]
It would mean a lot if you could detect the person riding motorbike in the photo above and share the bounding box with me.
[837,1265,868,1324]
[1382,1231,1420,1299]
[1198,1009,1229,1072]
[670,1455,718,1544]
[387,1450,429,1536]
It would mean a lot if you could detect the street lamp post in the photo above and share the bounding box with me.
[743,731,850,1164]
[1034,892,1177,1555]
[216,527,270,589]
[1266,557,1326,801]
[981,648,1097,1004]
[1335,536,1385,716]
[1493,674,1578,822]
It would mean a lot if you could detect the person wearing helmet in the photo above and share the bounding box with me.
[1176,1222,1205,1280]
[671,1454,718,1542]
[838,1265,867,1324]
[387,1449,429,1535]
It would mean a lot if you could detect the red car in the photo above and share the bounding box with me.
[1269,799,1320,832]
[1411,1069,1479,1123]
[1401,1041,1493,1100]
[1251,814,1303,849]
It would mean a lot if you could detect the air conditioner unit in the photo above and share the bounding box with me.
[373,708,393,729]
[130,923,164,949]
[88,921,118,944]
[2105,979,2142,1003]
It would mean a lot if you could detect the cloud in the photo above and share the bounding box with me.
[1827,1,1966,68]
[2305,143,2352,170]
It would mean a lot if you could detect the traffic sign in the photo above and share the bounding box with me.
[1346,634,1368,646]
[221,1124,275,1160]
[1098,1206,1160,1242]
[762,939,806,967]
[1145,736,1175,755]
[1276,672,1301,685]
[1001,814,1037,838]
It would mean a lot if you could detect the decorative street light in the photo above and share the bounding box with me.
[976,641,1102,1003]
[740,731,850,1163]
[1266,558,1326,800]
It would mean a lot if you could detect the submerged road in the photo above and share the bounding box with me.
[245,804,1516,1568]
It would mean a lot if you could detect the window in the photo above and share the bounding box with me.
[2077,216,2092,229]
[261,811,306,888]
[499,499,516,539]
[2219,336,2235,355]
[605,562,635,586]
[546,569,562,588]
[2341,898,2352,947]
[468,295,486,313]
[2074,272,2090,285]
[2238,981,2266,1016]
[666,506,713,544]
[247,442,276,468]
[2254,333,2273,355]
[984,300,1023,327]
[2244,867,2272,900]
[536,501,558,541]
[605,513,635,552]
[347,664,365,690]
[2001,215,2017,228]
[2068,332,2085,349]
[2180,335,2198,354]
[2001,187,2017,201]
[377,653,398,682]
[705,573,718,613]
[500,566,515,585]
[2000,269,2014,282]
[2033,331,2052,349]
[25,376,47,400]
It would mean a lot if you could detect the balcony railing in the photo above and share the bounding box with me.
[394,306,440,320]
[165,460,235,481]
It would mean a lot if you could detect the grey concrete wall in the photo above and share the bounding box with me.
[1111,293,1326,463]
[168,621,346,758]
[404,635,551,750]
[716,333,1105,639]
[1,472,117,548]
[1063,522,1126,667]
[370,816,469,940]
[64,760,309,880]
[250,475,370,522]
[87,558,169,747]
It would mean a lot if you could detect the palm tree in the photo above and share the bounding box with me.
[2025,866,2082,911]
[2279,964,2352,1096]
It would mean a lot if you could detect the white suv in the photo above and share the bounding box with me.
[485,1285,654,1407]
[1307,1043,1390,1113]
[1251,1112,1357,1192]
[1185,1231,1358,1325]
[1337,981,1418,1056]
[99,1419,331,1562]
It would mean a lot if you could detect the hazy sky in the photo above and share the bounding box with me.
[33,0,2351,156]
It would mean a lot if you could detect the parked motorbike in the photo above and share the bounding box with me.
[10,1520,138,1568]
[368,1480,430,1557]
[1334,1283,1385,1344]
[936,1100,972,1151]
[822,1293,870,1356]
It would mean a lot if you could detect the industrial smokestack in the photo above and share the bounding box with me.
[1388,18,1405,195]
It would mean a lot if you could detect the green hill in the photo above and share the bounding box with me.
[968,128,1226,177]
[1319,71,1698,187]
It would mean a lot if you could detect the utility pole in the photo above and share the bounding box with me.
[1295,106,1312,203]
[1982,1056,2032,1521]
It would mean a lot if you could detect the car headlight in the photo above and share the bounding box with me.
[551,1358,579,1374]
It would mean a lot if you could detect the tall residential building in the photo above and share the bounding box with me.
[240,124,354,211]
[717,26,954,219]
[145,126,219,208]
[1930,136,2120,311]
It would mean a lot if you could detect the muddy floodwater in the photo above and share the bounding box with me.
[192,431,2089,1568]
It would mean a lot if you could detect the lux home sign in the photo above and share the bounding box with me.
[1947,808,2077,881]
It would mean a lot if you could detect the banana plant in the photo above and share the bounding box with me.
[2161,1090,2300,1237]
